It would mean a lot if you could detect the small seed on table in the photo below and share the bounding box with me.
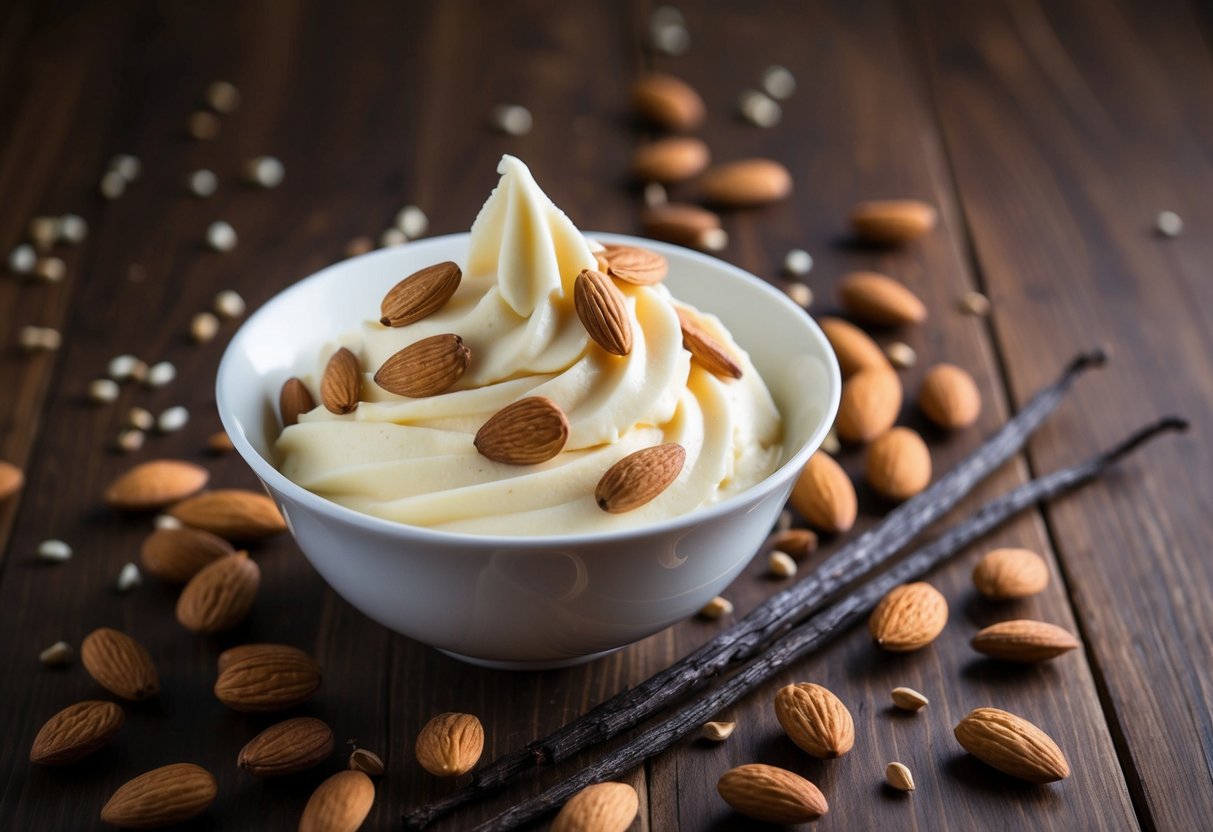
[644,182,668,207]
[891,686,929,712]
[699,596,733,620]
[648,15,690,56]
[40,640,73,666]
[157,406,189,433]
[186,169,218,197]
[349,748,385,776]
[394,205,429,238]
[206,221,237,252]
[761,64,797,99]
[58,214,88,245]
[9,243,36,274]
[116,429,145,454]
[127,407,154,431]
[489,103,533,136]
[190,312,220,343]
[99,170,126,200]
[145,361,176,388]
[205,80,241,113]
[701,721,736,742]
[782,248,813,276]
[886,341,917,369]
[109,154,142,182]
[187,110,221,140]
[33,256,66,283]
[28,216,59,250]
[738,90,781,128]
[958,291,990,317]
[768,550,797,578]
[244,156,285,189]
[37,539,72,563]
[108,354,146,381]
[784,282,812,307]
[886,762,914,792]
[214,289,246,319]
[88,379,120,404]
[1155,210,1183,238]
[116,562,142,593]
[154,513,183,530]
[19,326,61,351]
[380,228,407,248]
[345,236,374,258]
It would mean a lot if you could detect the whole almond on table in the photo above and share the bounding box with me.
[238,716,334,776]
[81,627,159,701]
[869,582,948,652]
[140,527,235,583]
[699,158,793,207]
[176,551,260,633]
[595,443,686,513]
[100,763,217,828]
[280,376,315,427]
[676,306,742,379]
[104,460,209,511]
[770,527,818,559]
[574,269,633,356]
[717,763,828,824]
[552,782,639,832]
[838,271,927,327]
[30,700,124,765]
[919,363,982,429]
[836,367,902,443]
[971,619,1080,663]
[167,489,286,540]
[598,244,668,285]
[641,203,722,250]
[321,347,361,414]
[217,642,314,674]
[885,761,916,792]
[774,682,855,758]
[415,712,484,776]
[850,199,938,245]
[972,548,1050,599]
[790,452,857,534]
[817,316,889,377]
[214,647,322,712]
[299,770,375,832]
[380,261,461,327]
[374,333,471,397]
[631,136,710,183]
[866,426,932,500]
[954,707,1070,783]
[0,460,24,501]
[630,72,705,131]
[474,396,570,464]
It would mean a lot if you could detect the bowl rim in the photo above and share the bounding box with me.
[216,231,841,546]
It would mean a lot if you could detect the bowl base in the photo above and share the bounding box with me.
[437,646,622,671]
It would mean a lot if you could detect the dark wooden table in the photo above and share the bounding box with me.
[2,0,1211,829]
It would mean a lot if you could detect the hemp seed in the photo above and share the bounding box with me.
[116,428,145,454]
[1155,210,1183,238]
[782,248,813,276]
[127,407,155,431]
[157,406,189,433]
[245,155,285,189]
[88,378,120,404]
[145,361,176,388]
[108,354,147,382]
[761,65,797,100]
[738,89,781,128]
[58,214,88,245]
[206,221,237,252]
[186,169,218,197]
[214,289,246,319]
[8,243,36,274]
[190,311,220,343]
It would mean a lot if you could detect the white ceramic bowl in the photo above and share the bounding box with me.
[217,233,840,669]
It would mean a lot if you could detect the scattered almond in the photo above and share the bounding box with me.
[699,596,733,619]
[374,333,470,397]
[850,200,938,245]
[474,396,570,464]
[380,261,462,327]
[790,452,857,534]
[701,720,736,741]
[866,427,932,500]
[632,137,710,183]
[0,460,24,501]
[954,707,1070,783]
[39,640,73,666]
[595,443,686,513]
[717,763,828,824]
[176,552,261,633]
[104,460,210,511]
[238,717,335,776]
[836,367,902,443]
[885,341,917,369]
[553,783,638,832]
[891,686,929,712]
[350,748,385,776]
[217,642,313,674]
[167,489,286,540]
[415,712,484,776]
[768,550,797,578]
[774,682,855,759]
[676,306,742,378]
[280,377,315,427]
[869,582,948,652]
[100,763,217,828]
[30,700,124,765]
[885,761,915,792]
[214,646,322,713]
[971,620,1080,663]
[699,158,793,207]
[81,627,159,701]
[321,347,361,414]
[599,244,668,285]
[817,316,889,377]
[575,269,633,356]
[770,528,818,559]
[972,548,1050,599]
[299,770,375,832]
[631,72,705,131]
[838,272,927,326]
[141,527,235,583]
[919,363,982,429]
[641,203,722,250]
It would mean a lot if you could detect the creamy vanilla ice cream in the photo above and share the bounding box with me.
[276,156,782,534]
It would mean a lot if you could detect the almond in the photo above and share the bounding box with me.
[836,367,902,443]
[641,203,722,249]
[574,269,633,356]
[869,582,948,652]
[215,647,322,712]
[919,363,981,429]
[972,548,1050,599]
[140,527,235,583]
[885,761,915,792]
[238,717,335,776]
[630,72,705,131]
[168,489,286,540]
[0,460,23,501]
[676,306,742,379]
[817,316,889,377]
[699,158,793,207]
[374,333,470,397]
[595,443,686,513]
[299,770,375,832]
[176,551,260,633]
[789,452,857,534]
[349,748,385,776]
[100,763,217,828]
[553,782,639,832]
[865,427,931,500]
[838,271,927,326]
[217,642,313,674]
[474,396,570,464]
[971,620,1080,663]
[280,376,315,427]
[850,199,938,245]
[30,700,124,765]
[321,347,361,414]
[891,686,929,712]
[415,712,484,776]
[380,261,461,327]
[773,682,854,759]
[954,707,1070,783]
[770,528,818,559]
[717,763,828,824]
[104,460,209,511]
[81,627,159,701]
[599,244,668,285]
[632,136,710,183]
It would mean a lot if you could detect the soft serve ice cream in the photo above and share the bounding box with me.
[276,156,782,534]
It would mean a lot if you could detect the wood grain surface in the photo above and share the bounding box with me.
[0,1,1208,830]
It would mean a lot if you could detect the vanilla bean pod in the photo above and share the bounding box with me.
[473,417,1186,832]
[403,350,1106,830]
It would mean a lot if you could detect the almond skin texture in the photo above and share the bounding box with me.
[30,700,124,765]
[238,717,335,776]
[214,649,322,713]
[838,271,927,326]
[632,136,710,183]
[631,72,705,131]
[100,763,217,828]
[869,582,948,652]
[552,782,639,832]
[599,244,668,285]
[280,377,315,427]
[971,620,1080,663]
[677,306,742,379]
[374,333,470,397]
[104,460,209,511]
[299,770,375,832]
[321,347,361,414]
[140,527,235,583]
[641,203,722,248]
[574,269,633,356]
[700,158,793,207]
[790,452,857,534]
[595,443,686,513]
[380,261,461,327]
[866,427,932,500]
[717,763,828,824]
[217,642,313,674]
[81,628,159,701]
[972,548,1050,599]
[954,707,1070,783]
[850,199,938,245]
[818,316,889,377]
[919,363,982,429]
[167,489,286,540]
[774,682,855,758]
[836,367,902,443]
[0,460,23,501]
[474,396,570,464]
[176,552,260,633]
[415,712,484,776]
